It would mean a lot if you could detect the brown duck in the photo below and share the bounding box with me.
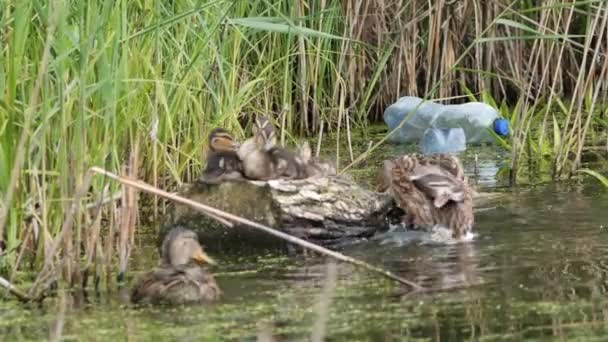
[376,153,474,239]
[238,115,335,180]
[238,116,307,180]
[131,227,221,305]
[199,128,244,184]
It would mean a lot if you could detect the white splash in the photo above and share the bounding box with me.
[373,224,477,247]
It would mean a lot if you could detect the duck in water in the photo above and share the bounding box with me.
[199,128,244,184]
[376,153,474,239]
[131,227,221,304]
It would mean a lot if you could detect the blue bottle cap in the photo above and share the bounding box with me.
[493,118,509,136]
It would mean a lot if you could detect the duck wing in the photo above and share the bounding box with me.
[131,266,220,304]
[410,173,466,208]
[401,154,467,209]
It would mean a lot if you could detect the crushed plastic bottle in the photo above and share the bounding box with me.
[383,96,509,144]
[420,128,466,155]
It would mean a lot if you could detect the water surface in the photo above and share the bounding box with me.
[2,142,608,341]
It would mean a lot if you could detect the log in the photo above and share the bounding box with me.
[161,176,395,251]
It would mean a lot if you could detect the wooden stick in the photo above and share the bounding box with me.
[0,276,31,302]
[89,167,423,290]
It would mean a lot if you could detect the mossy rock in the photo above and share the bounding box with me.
[161,176,394,253]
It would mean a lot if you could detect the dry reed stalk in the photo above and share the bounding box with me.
[28,168,96,298]
[315,120,324,158]
[311,260,338,342]
[311,0,327,132]
[88,166,423,290]
[509,5,553,183]
[81,195,104,288]
[340,1,519,175]
[0,1,61,252]
[335,82,345,170]
[49,291,67,342]
[555,3,606,176]
[296,0,309,134]
[345,112,354,162]
[572,2,608,170]
[9,224,33,283]
[280,107,287,147]
[537,0,567,153]
[118,140,140,281]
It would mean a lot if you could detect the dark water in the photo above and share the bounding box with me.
[2,144,608,341]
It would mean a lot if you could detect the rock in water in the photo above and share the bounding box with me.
[161,176,394,251]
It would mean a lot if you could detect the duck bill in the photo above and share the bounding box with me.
[193,250,216,265]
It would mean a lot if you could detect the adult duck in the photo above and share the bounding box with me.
[376,153,474,239]
[131,227,221,304]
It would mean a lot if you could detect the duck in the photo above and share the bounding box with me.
[376,153,474,239]
[237,116,308,180]
[237,118,278,180]
[131,226,221,305]
[199,128,244,184]
[238,115,335,180]
[295,141,337,178]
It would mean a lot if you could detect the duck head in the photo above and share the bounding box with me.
[208,128,239,152]
[252,115,277,149]
[161,227,216,267]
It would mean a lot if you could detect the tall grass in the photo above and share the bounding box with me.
[0,0,606,285]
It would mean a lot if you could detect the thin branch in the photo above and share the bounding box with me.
[89,167,423,290]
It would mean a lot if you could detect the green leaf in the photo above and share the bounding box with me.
[496,19,540,34]
[478,34,587,43]
[578,169,608,188]
[227,17,350,41]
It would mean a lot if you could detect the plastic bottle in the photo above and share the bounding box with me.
[383,96,509,144]
[420,128,466,155]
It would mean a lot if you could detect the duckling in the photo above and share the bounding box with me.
[376,153,474,239]
[131,227,221,305]
[200,128,244,184]
[295,141,337,178]
[237,116,307,180]
[268,146,309,180]
[238,115,337,180]
[252,115,277,147]
[237,126,277,180]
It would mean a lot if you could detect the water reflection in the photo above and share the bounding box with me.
[3,155,608,339]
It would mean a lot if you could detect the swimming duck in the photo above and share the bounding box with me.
[376,153,474,239]
[131,227,221,305]
[199,128,244,184]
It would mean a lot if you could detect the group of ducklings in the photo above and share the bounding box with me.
[200,115,336,184]
[131,120,475,305]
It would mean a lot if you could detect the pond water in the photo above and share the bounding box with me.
[2,138,608,341]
